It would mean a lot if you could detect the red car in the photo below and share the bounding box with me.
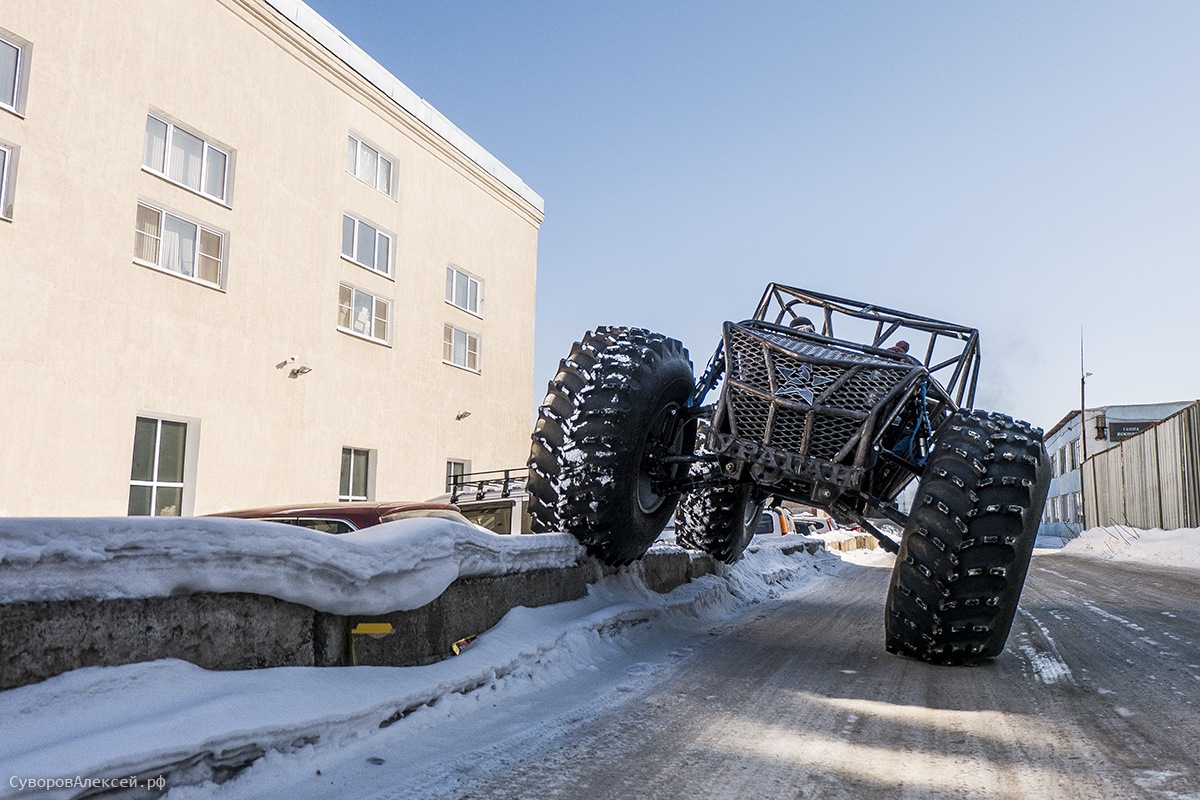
[206,500,468,534]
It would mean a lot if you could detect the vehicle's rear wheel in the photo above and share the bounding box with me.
[527,327,694,566]
[885,409,1050,665]
[675,475,763,564]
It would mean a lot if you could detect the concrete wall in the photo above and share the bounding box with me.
[0,0,541,516]
[0,552,719,692]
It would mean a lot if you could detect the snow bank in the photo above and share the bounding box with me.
[0,542,832,799]
[1054,525,1200,570]
[0,518,584,615]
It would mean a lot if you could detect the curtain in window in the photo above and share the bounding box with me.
[0,40,17,108]
[162,214,197,276]
[353,291,373,335]
[168,128,204,190]
[377,158,391,193]
[143,117,168,172]
[198,230,222,284]
[359,145,378,183]
[134,205,162,263]
[338,284,353,329]
[373,298,389,342]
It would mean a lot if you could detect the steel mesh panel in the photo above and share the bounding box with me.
[724,322,913,463]
[808,414,862,460]
[729,390,771,442]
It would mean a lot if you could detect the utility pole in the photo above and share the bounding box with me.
[1080,328,1092,461]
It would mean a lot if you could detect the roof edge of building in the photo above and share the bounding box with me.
[263,0,545,215]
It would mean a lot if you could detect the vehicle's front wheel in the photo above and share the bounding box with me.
[527,327,694,566]
[884,409,1050,665]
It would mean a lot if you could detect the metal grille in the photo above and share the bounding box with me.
[725,324,912,463]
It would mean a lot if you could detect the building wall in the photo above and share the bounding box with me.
[0,0,542,515]
[1039,401,1195,540]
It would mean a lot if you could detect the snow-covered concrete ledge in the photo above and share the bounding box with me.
[0,517,584,614]
[0,542,832,800]
[0,518,724,691]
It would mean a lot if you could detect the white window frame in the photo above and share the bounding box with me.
[443,324,481,373]
[341,213,393,277]
[339,447,374,502]
[346,133,394,196]
[0,141,15,220]
[128,415,199,517]
[445,266,482,317]
[338,283,391,345]
[142,114,231,204]
[134,201,226,289]
[446,459,470,493]
[0,31,30,117]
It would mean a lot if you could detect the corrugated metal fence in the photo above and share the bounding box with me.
[1083,401,1200,529]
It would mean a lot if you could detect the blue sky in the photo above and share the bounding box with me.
[303,0,1200,431]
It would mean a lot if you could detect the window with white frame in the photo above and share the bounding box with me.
[340,447,372,501]
[446,459,469,493]
[1,32,28,115]
[445,266,481,315]
[443,324,480,372]
[0,142,13,220]
[341,213,392,277]
[128,417,188,517]
[135,202,225,288]
[142,114,230,203]
[338,283,390,343]
[346,134,393,195]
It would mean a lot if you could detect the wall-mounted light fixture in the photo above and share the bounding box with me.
[275,357,295,370]
[289,366,312,379]
[455,411,471,421]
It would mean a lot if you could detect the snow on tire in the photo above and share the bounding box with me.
[527,326,694,566]
[675,474,762,564]
[885,409,1051,665]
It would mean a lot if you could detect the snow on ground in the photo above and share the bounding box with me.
[1049,525,1200,570]
[2,520,1196,799]
[0,529,837,800]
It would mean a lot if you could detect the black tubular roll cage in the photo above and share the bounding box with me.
[691,283,981,409]
[653,284,983,548]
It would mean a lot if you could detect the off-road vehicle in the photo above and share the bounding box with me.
[527,284,1050,665]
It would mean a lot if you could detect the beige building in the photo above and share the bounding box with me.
[0,0,543,516]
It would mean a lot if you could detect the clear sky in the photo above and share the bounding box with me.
[302,0,1200,431]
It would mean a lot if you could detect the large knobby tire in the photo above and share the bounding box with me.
[527,326,694,566]
[675,475,762,564]
[885,409,1051,665]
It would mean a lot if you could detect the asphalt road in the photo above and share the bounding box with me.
[440,551,1200,800]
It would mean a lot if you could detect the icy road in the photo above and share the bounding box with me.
[175,546,1200,800]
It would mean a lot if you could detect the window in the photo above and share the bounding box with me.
[446,459,469,492]
[142,115,230,203]
[1,32,29,116]
[445,267,481,315]
[346,134,393,195]
[340,447,372,502]
[338,283,390,343]
[135,202,225,288]
[0,142,14,220]
[341,213,392,276]
[443,324,480,371]
[128,417,188,517]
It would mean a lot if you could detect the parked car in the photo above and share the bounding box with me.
[436,468,534,535]
[791,512,835,535]
[754,506,798,536]
[205,500,468,534]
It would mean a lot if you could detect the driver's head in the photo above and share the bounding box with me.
[789,316,816,333]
